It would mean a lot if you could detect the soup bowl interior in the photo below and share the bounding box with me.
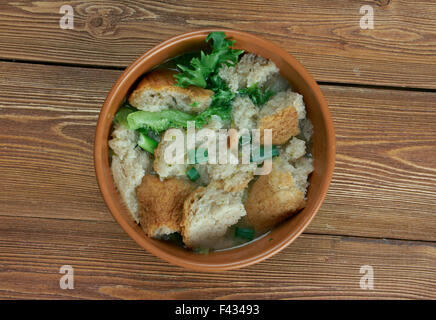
[94,29,335,271]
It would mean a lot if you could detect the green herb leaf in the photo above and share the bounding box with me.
[239,83,275,106]
[174,32,244,88]
[206,32,244,67]
[127,33,244,132]
[194,105,232,127]
[211,88,235,107]
[174,58,208,88]
[194,73,235,127]
[207,73,228,90]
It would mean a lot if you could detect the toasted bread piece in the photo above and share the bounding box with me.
[231,96,259,130]
[283,137,307,162]
[257,89,305,145]
[153,130,188,179]
[137,175,193,238]
[109,123,151,223]
[265,89,307,120]
[258,105,299,145]
[218,53,279,93]
[128,69,213,113]
[181,183,246,248]
[207,160,257,192]
[245,157,312,232]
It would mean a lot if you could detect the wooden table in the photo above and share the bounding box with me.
[0,1,435,299]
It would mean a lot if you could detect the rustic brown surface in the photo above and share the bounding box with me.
[0,1,435,300]
[0,216,435,299]
[0,1,436,88]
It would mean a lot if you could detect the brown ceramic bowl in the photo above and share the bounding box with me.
[94,29,335,271]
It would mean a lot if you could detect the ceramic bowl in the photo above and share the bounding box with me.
[94,29,335,271]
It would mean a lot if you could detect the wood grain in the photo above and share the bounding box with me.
[0,1,435,88]
[1,61,435,242]
[0,215,435,299]
[0,62,117,222]
[1,0,435,301]
[308,85,436,241]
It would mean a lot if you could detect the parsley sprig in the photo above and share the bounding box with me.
[239,83,275,106]
[115,32,245,136]
[174,32,244,88]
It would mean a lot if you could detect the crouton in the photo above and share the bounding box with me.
[128,69,213,113]
[137,175,194,238]
[218,53,279,93]
[298,118,314,142]
[258,107,299,145]
[258,89,304,144]
[181,183,246,248]
[207,160,257,192]
[109,123,151,223]
[153,131,188,179]
[205,143,257,192]
[291,156,314,192]
[284,137,307,162]
[245,157,313,232]
[231,96,258,130]
[270,89,307,120]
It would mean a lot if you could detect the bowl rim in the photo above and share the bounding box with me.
[94,29,336,271]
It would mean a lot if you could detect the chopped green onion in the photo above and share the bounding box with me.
[137,130,158,154]
[235,227,255,240]
[186,167,200,181]
[196,148,208,164]
[187,148,208,164]
[250,145,279,163]
[239,134,252,147]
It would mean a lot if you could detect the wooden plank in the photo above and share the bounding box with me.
[0,1,435,88]
[0,215,435,299]
[0,61,435,242]
[307,85,436,241]
[0,62,119,222]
